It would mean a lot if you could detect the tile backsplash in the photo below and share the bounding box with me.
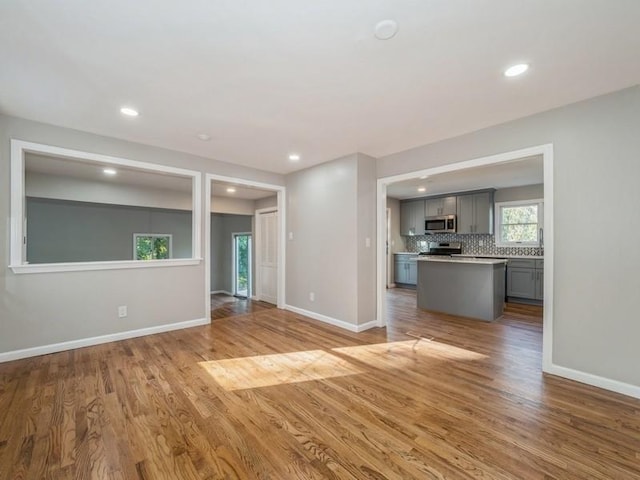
[403,234,544,257]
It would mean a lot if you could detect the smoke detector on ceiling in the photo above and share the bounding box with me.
[374,20,398,40]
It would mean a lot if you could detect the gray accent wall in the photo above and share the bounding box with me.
[494,183,543,203]
[0,114,284,356]
[210,213,252,294]
[379,85,640,387]
[26,197,192,263]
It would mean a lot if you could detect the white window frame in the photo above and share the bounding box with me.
[10,139,202,274]
[133,233,173,260]
[494,198,544,247]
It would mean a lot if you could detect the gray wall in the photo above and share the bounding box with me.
[286,154,358,324]
[356,153,377,325]
[210,213,252,294]
[494,183,544,203]
[26,198,192,263]
[285,153,376,327]
[255,195,278,210]
[378,86,640,387]
[0,114,284,355]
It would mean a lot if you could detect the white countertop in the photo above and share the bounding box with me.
[417,257,508,265]
[394,252,418,255]
[452,254,544,260]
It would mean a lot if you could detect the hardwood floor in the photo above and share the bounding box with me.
[210,293,276,320]
[1,289,639,479]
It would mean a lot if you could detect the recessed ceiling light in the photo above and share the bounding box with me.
[196,133,211,141]
[374,20,398,40]
[288,153,300,161]
[417,187,426,192]
[226,187,236,193]
[103,168,117,176]
[504,63,529,77]
[120,107,139,117]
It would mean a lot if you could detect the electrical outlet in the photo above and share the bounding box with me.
[309,292,315,302]
[118,305,127,318]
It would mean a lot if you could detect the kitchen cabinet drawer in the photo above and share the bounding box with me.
[507,259,536,269]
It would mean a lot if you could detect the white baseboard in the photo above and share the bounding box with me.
[545,363,640,400]
[357,319,380,331]
[251,295,259,301]
[0,317,210,363]
[284,305,380,333]
[210,290,233,296]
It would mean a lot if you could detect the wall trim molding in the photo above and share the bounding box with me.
[545,363,640,400]
[0,317,210,363]
[285,305,378,333]
[210,290,233,296]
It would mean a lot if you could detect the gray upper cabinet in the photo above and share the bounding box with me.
[456,191,494,234]
[425,196,457,217]
[400,200,425,236]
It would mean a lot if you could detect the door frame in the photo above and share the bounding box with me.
[205,174,286,318]
[231,231,252,297]
[376,143,554,373]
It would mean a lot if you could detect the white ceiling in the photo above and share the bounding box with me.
[211,180,276,201]
[2,1,640,174]
[387,155,543,199]
[25,153,192,192]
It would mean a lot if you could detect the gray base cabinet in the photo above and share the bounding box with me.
[394,254,418,285]
[506,259,543,303]
[417,259,506,321]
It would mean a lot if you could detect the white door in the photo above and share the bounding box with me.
[256,209,278,305]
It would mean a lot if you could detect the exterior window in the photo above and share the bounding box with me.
[134,234,172,260]
[495,200,543,247]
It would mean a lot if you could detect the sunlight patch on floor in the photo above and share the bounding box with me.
[332,340,487,369]
[199,350,362,391]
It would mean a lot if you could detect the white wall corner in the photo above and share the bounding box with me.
[0,317,210,363]
[544,363,640,400]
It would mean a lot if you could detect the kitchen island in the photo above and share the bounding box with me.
[417,257,508,321]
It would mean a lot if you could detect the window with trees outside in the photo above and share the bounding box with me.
[495,199,543,247]
[134,234,172,260]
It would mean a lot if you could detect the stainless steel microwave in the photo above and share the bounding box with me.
[425,215,456,234]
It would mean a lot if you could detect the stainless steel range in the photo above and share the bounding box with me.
[419,241,462,257]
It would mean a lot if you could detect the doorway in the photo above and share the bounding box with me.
[233,233,252,298]
[376,144,554,371]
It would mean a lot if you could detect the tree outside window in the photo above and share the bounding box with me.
[134,234,172,260]
[495,200,543,247]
